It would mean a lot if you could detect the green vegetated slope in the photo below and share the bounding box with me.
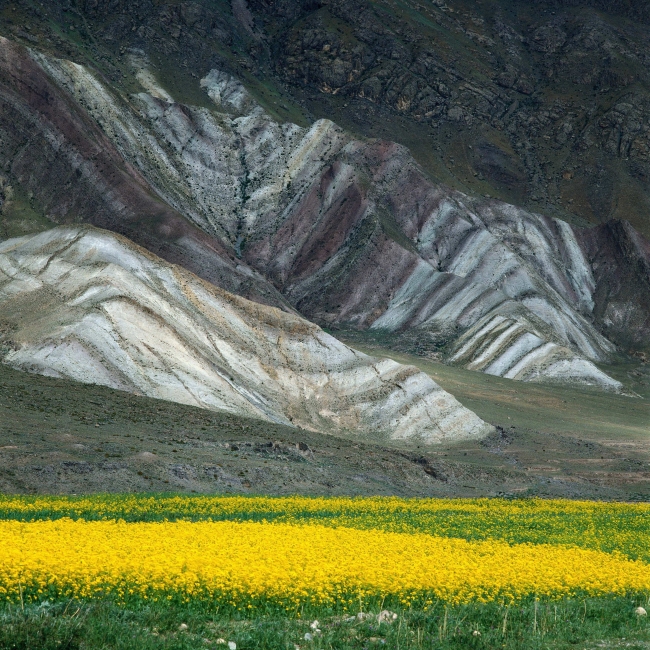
[0,180,53,240]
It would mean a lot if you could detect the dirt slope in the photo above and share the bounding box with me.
[2,356,648,500]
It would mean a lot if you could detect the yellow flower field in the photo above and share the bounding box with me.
[2,494,649,560]
[2,517,650,607]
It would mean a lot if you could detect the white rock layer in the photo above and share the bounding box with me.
[0,227,492,443]
[32,52,347,248]
[366,191,623,390]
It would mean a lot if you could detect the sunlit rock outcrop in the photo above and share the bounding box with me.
[0,37,289,311]
[368,190,623,390]
[0,227,492,443]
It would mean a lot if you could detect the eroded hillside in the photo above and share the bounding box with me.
[4,0,650,238]
[0,36,648,392]
[0,226,491,442]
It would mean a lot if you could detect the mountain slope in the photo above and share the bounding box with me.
[0,37,648,390]
[0,36,289,311]
[5,0,650,239]
[0,226,491,443]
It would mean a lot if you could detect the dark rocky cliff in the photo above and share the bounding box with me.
[3,0,650,238]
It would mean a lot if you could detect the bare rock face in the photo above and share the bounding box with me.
[0,37,289,312]
[581,220,650,352]
[31,53,626,388]
[0,226,492,443]
[365,190,624,390]
[0,39,648,391]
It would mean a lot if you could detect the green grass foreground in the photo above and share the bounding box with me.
[1,597,649,650]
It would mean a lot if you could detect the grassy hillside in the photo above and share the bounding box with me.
[342,341,650,437]
[1,356,649,500]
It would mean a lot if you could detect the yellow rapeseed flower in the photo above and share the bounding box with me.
[2,494,649,560]
[2,519,650,607]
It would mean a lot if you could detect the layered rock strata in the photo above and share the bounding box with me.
[0,37,290,311]
[14,0,650,237]
[1,38,648,390]
[0,226,492,443]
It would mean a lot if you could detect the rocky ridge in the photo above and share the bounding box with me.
[246,0,650,239]
[38,51,643,386]
[0,226,492,443]
[1,37,648,389]
[6,0,650,238]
